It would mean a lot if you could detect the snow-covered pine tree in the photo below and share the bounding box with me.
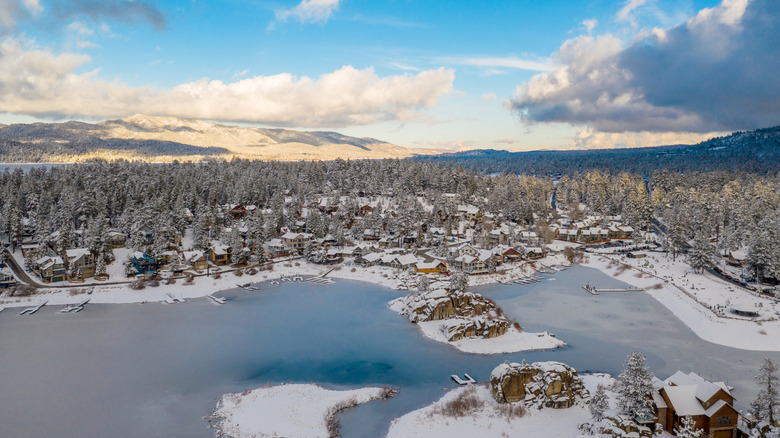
[589,384,609,422]
[617,352,656,420]
[95,256,107,277]
[674,415,702,438]
[688,233,715,273]
[449,271,468,292]
[752,358,780,426]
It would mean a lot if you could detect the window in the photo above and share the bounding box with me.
[717,416,731,425]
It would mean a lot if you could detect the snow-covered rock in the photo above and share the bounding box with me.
[490,360,590,409]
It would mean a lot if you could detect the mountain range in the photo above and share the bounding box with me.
[0,114,430,162]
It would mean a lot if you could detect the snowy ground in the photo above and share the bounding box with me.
[408,319,564,354]
[583,251,780,351]
[210,383,390,438]
[386,374,616,438]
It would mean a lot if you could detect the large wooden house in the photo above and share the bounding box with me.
[207,243,232,265]
[35,256,66,283]
[131,252,157,276]
[65,248,95,279]
[654,371,740,438]
[0,269,17,288]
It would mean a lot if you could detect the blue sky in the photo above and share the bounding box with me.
[1,0,777,151]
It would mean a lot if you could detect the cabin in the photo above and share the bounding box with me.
[132,252,157,276]
[281,232,313,254]
[524,246,545,260]
[357,252,383,267]
[0,269,18,288]
[65,248,95,279]
[157,250,179,266]
[489,230,508,246]
[265,239,289,258]
[493,245,523,263]
[227,204,247,220]
[21,243,39,257]
[655,371,739,438]
[415,260,447,274]
[183,251,208,271]
[391,254,418,270]
[107,230,127,248]
[35,256,66,283]
[207,243,232,265]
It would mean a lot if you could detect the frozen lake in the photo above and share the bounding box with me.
[0,266,775,437]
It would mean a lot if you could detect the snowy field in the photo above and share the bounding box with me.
[407,319,564,354]
[211,383,391,438]
[584,251,780,351]
[386,374,619,438]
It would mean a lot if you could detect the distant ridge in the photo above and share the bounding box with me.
[416,126,780,175]
[0,114,431,163]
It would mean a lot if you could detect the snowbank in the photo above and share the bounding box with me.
[583,252,780,351]
[210,383,392,438]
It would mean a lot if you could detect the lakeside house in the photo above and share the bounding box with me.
[207,243,232,265]
[131,251,157,276]
[653,371,742,438]
[183,251,208,271]
[0,269,17,288]
[34,256,66,283]
[65,248,95,279]
[415,260,447,274]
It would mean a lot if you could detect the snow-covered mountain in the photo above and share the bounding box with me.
[0,114,429,162]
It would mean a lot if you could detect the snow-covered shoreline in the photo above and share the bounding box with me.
[582,252,780,351]
[210,383,394,438]
[386,374,615,438]
[413,321,565,354]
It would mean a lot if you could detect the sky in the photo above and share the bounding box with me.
[0,0,778,151]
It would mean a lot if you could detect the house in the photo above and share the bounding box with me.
[493,245,523,263]
[0,269,17,288]
[357,252,383,267]
[183,251,208,271]
[107,230,127,248]
[454,243,478,258]
[458,204,483,221]
[489,229,508,246]
[265,239,289,258]
[65,248,95,279]
[157,250,179,266]
[34,256,66,283]
[181,208,194,224]
[654,371,740,438]
[132,251,157,276]
[281,232,313,253]
[207,243,232,265]
[391,254,418,270]
[21,243,39,257]
[415,260,447,274]
[227,204,247,220]
[524,246,545,260]
[363,229,381,241]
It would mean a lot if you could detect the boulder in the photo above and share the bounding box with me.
[439,317,510,341]
[393,289,501,323]
[490,361,589,409]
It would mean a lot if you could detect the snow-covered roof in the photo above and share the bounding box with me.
[65,248,91,260]
[362,252,383,262]
[395,254,417,266]
[704,399,733,417]
[416,260,444,270]
[651,391,667,409]
[663,385,705,416]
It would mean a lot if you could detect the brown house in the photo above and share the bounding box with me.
[655,371,740,438]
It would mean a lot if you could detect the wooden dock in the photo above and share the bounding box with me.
[59,299,90,313]
[19,300,47,315]
[206,294,226,304]
[514,276,543,285]
[451,374,477,385]
[594,287,643,293]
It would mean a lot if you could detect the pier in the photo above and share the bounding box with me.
[19,300,47,315]
[514,276,543,285]
[451,374,477,385]
[207,294,226,305]
[59,299,90,313]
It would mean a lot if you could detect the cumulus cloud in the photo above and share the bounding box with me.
[0,37,455,127]
[511,0,780,134]
[582,19,598,33]
[0,0,42,32]
[276,0,341,24]
[570,128,725,149]
[53,0,166,31]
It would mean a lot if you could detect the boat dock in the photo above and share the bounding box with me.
[451,374,477,385]
[206,294,226,304]
[165,293,185,304]
[59,299,90,313]
[237,283,259,291]
[583,286,643,295]
[19,300,47,315]
[514,276,543,285]
[308,276,335,285]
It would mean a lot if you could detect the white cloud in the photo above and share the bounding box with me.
[582,19,598,33]
[445,56,551,72]
[570,128,726,149]
[0,37,455,127]
[67,21,93,36]
[21,0,41,15]
[616,0,646,23]
[511,0,780,134]
[276,0,341,24]
[481,92,497,101]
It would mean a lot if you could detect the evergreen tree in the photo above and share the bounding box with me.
[95,256,107,277]
[674,415,702,438]
[589,384,609,422]
[752,358,780,426]
[449,271,468,292]
[617,352,656,420]
[688,233,715,273]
